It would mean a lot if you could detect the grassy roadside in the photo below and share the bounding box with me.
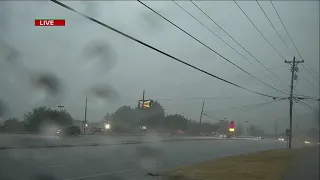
[162,148,312,180]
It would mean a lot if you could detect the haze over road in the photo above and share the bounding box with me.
[0,139,291,180]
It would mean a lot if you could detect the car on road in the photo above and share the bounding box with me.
[171,129,184,135]
[92,127,104,134]
[220,134,227,138]
[56,126,81,137]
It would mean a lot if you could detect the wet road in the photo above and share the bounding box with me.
[0,139,288,180]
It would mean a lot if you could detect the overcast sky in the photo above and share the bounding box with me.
[0,1,319,132]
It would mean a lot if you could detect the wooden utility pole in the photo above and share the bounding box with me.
[245,120,249,136]
[84,97,88,134]
[199,100,205,135]
[275,118,279,139]
[140,90,145,135]
[285,57,304,148]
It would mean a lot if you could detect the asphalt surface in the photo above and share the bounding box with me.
[0,134,268,148]
[0,139,290,180]
[0,134,144,147]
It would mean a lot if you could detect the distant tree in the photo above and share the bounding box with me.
[0,100,6,117]
[137,101,165,128]
[24,106,73,132]
[164,114,188,131]
[186,120,199,135]
[201,122,220,134]
[315,110,319,127]
[235,122,243,136]
[249,124,265,137]
[303,128,319,142]
[1,117,24,132]
[217,120,229,135]
[114,106,138,123]
[110,106,139,132]
[102,113,114,122]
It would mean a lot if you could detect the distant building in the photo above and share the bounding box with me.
[87,122,104,129]
[72,119,85,133]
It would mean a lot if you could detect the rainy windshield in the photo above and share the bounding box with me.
[0,1,319,180]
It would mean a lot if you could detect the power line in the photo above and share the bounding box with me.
[189,0,290,93]
[295,99,319,112]
[256,0,295,57]
[234,1,309,97]
[301,64,319,81]
[255,2,315,101]
[172,0,275,82]
[292,103,299,133]
[138,0,289,96]
[50,0,282,99]
[303,76,318,90]
[154,96,265,101]
[202,112,221,121]
[204,98,285,112]
[148,64,288,93]
[294,95,320,101]
[234,1,287,61]
[270,0,319,81]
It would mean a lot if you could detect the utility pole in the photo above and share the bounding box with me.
[140,90,145,135]
[142,90,145,103]
[84,97,88,134]
[285,57,304,148]
[275,118,279,139]
[245,120,249,136]
[199,100,205,135]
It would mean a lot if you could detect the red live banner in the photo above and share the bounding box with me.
[34,19,66,26]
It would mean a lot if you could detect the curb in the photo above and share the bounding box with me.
[0,138,251,150]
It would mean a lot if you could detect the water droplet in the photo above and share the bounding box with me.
[82,41,117,74]
[86,84,119,103]
[30,72,61,97]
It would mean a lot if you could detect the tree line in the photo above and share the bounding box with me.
[102,101,221,134]
[0,101,221,135]
[0,107,73,132]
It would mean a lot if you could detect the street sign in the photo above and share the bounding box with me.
[229,121,235,128]
[229,121,235,132]
[138,99,153,109]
